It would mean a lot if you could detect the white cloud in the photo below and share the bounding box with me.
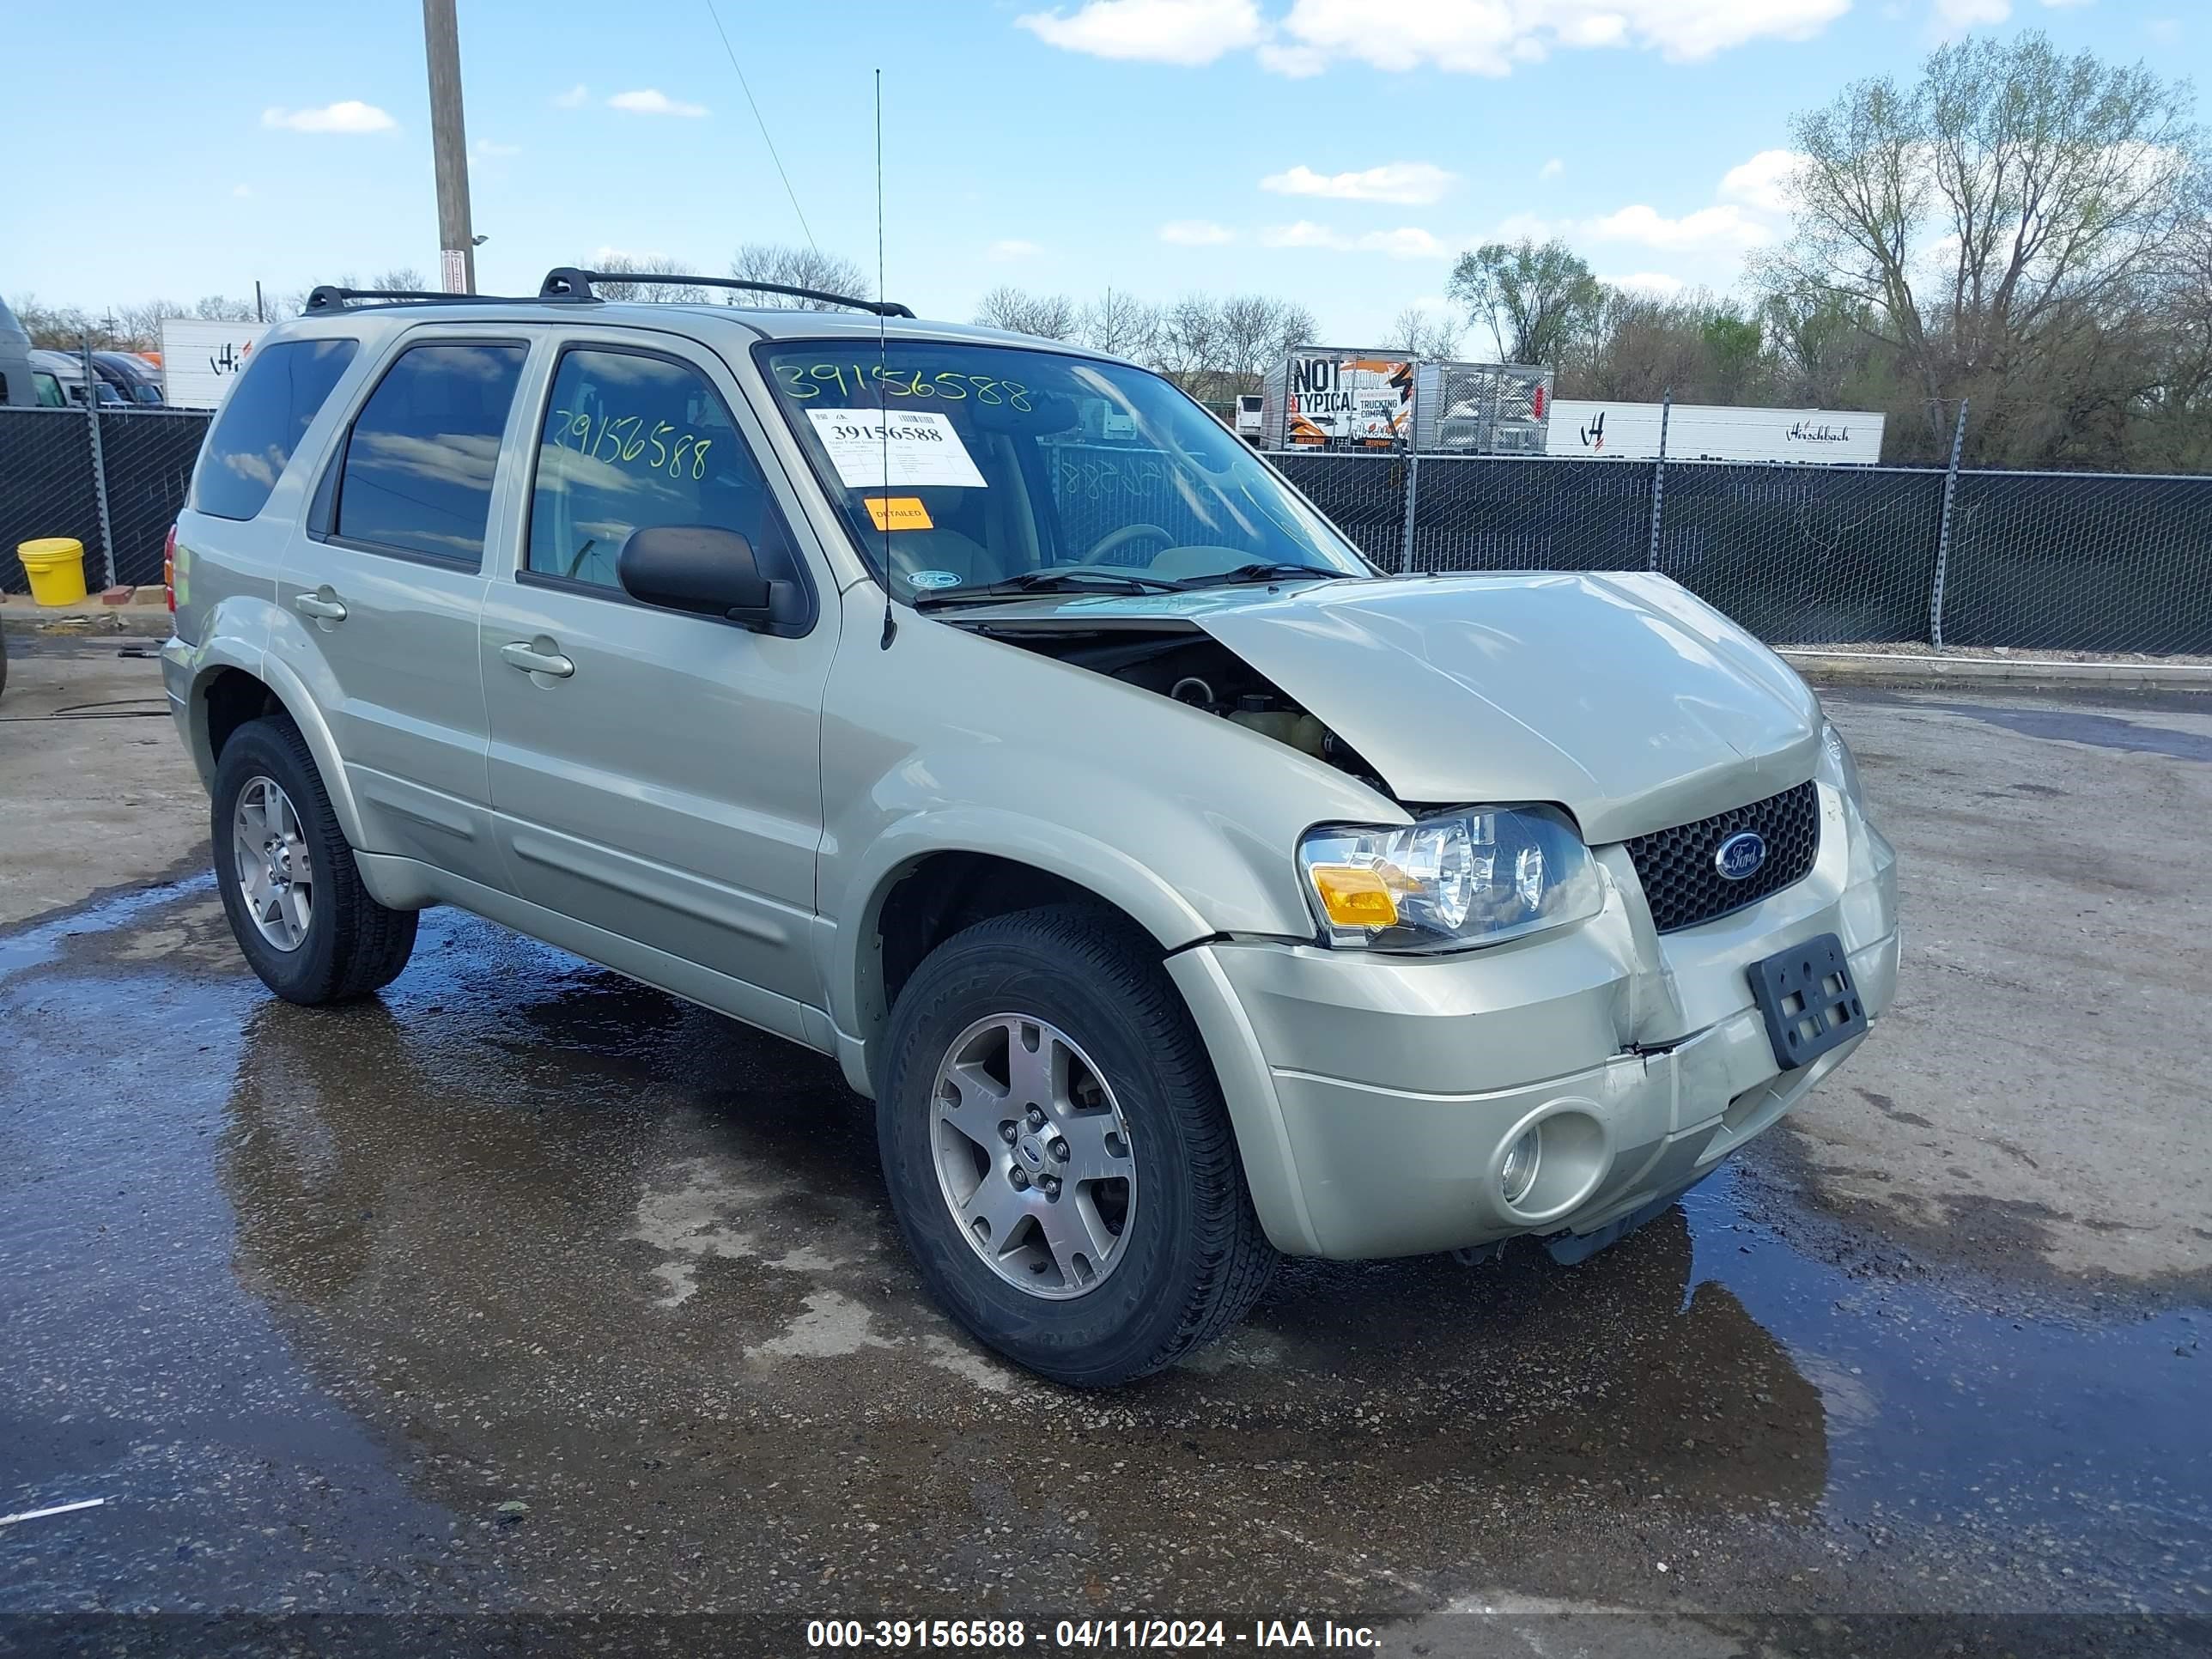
[988,239,1044,258]
[1539,157,1564,181]
[1266,0,1850,76]
[1718,148,1804,215]
[1492,210,1570,243]
[1261,161,1456,204]
[232,183,252,198]
[2039,0,2094,8]
[1255,40,1328,74]
[553,82,591,108]
[1158,218,1236,245]
[1260,221,1445,258]
[261,100,395,134]
[1584,202,1772,252]
[1016,0,1263,64]
[1603,271,1689,297]
[608,88,708,117]
[1931,0,2009,25]
[473,138,523,158]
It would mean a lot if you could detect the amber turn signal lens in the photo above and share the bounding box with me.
[1308,865,1398,928]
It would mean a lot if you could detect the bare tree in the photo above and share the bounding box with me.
[973,286,1078,339]
[1215,295,1279,388]
[1152,295,1223,395]
[730,242,871,307]
[590,252,709,303]
[1759,29,2207,457]
[1385,305,1462,359]
[1268,301,1317,365]
[1448,238,1602,367]
[1077,288,1160,360]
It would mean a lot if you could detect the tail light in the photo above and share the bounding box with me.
[162,523,178,616]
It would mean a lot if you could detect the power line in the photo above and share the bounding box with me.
[702,0,817,255]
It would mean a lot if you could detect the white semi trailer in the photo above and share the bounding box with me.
[1547,400,1885,465]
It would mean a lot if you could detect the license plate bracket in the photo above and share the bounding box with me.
[1746,933,1866,1071]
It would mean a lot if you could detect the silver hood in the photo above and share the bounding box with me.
[963,573,1821,843]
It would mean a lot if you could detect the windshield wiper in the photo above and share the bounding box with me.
[912,568,1189,607]
[1177,561,1354,588]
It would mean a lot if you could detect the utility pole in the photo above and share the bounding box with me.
[422,0,476,294]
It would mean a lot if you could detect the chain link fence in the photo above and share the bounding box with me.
[1278,451,2212,654]
[1,405,212,593]
[95,410,215,587]
[0,409,107,594]
[3,399,2208,653]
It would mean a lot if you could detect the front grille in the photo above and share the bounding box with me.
[1623,780,1820,933]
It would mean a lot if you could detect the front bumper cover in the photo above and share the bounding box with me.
[1170,781,1899,1260]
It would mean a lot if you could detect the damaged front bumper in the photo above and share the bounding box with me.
[1169,780,1899,1261]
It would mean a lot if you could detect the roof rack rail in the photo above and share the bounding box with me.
[538,266,916,319]
[302,284,568,313]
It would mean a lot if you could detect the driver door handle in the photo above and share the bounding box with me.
[501,641,575,679]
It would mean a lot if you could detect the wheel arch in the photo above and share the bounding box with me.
[185,647,368,850]
[827,824,1326,1259]
[833,819,1216,1093]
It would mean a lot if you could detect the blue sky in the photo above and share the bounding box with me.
[11,0,2203,345]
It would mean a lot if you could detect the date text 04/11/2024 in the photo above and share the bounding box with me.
[803,1619,1381,1650]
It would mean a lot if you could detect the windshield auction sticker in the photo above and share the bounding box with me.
[807,409,987,490]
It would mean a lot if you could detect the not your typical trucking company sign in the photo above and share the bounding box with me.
[1546,400,1885,465]
[158,319,272,409]
[1285,353,1415,447]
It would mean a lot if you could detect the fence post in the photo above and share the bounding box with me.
[1398,451,1419,574]
[1929,398,1970,650]
[1646,387,1671,572]
[80,337,118,590]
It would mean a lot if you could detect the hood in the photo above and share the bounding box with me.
[960,574,1820,843]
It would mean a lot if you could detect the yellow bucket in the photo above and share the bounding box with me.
[18,538,89,607]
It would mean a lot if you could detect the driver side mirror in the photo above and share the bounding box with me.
[616,525,808,634]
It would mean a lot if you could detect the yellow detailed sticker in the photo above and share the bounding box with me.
[864,495,934,532]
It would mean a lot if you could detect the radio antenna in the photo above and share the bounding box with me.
[702,0,818,253]
[876,67,896,649]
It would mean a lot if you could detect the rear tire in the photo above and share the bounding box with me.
[212,716,417,1005]
[878,904,1273,1387]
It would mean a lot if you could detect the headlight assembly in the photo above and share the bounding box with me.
[1297,805,1603,953]
[1818,720,1864,802]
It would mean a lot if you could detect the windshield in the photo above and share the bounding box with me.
[757,340,1372,601]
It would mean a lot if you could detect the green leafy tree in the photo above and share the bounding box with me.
[1447,238,1602,368]
[1759,29,2207,462]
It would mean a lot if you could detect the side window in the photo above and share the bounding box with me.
[335,342,526,563]
[527,348,787,590]
[34,373,65,408]
[193,337,360,521]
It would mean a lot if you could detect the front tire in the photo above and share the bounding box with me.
[211,716,417,1005]
[878,904,1273,1386]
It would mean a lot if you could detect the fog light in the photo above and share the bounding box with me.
[1500,1127,1540,1206]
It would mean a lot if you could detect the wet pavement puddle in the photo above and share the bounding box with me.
[1,878,2206,1626]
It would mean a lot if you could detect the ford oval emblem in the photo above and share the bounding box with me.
[1715,831,1767,882]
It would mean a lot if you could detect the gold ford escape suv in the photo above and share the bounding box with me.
[161,269,1899,1386]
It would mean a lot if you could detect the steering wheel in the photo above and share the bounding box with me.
[1085,522,1175,565]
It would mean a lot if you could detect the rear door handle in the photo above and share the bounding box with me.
[501,640,575,679]
[293,591,347,623]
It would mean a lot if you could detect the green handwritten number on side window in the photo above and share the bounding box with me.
[551,408,711,479]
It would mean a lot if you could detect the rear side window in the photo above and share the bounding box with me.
[194,338,359,521]
[336,342,526,564]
